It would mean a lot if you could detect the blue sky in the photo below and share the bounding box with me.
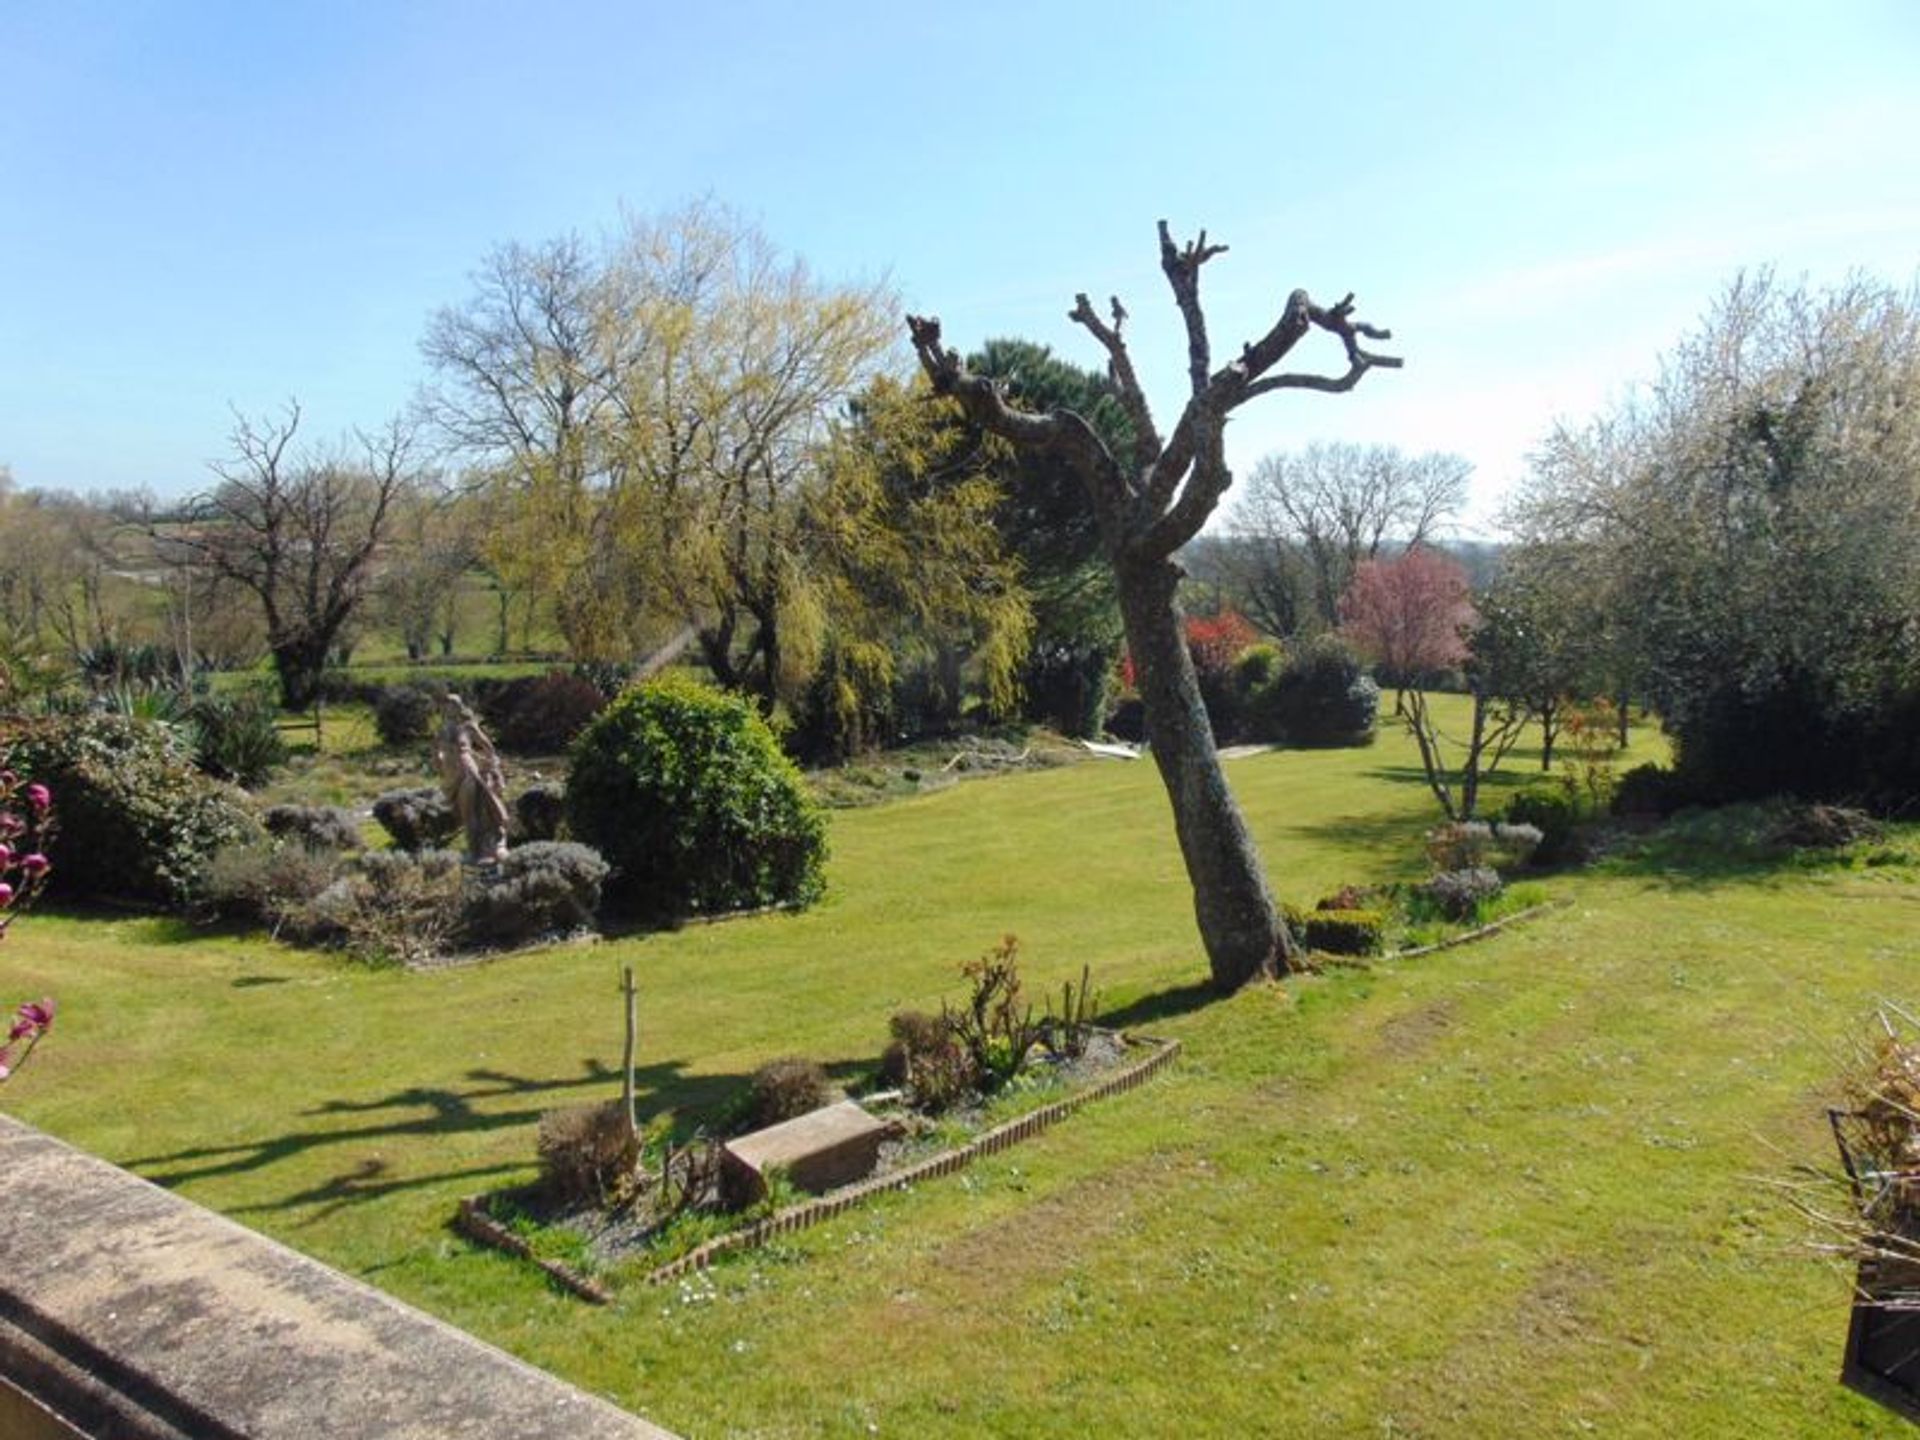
[3,1,1916,532]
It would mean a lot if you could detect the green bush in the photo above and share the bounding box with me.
[373,682,440,746]
[186,688,286,788]
[1612,762,1690,819]
[1501,784,1582,866]
[1299,908,1387,956]
[565,676,828,920]
[0,713,260,909]
[372,787,457,852]
[1247,635,1379,747]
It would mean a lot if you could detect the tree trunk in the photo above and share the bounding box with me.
[271,635,329,711]
[1116,554,1294,990]
[1539,696,1558,771]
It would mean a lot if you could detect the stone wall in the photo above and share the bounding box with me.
[0,1115,677,1440]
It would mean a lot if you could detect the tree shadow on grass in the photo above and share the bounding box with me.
[1102,980,1221,1033]
[124,1056,752,1210]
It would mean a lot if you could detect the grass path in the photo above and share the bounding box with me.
[4,712,1913,1436]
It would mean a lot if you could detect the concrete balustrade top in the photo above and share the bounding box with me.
[0,1114,677,1440]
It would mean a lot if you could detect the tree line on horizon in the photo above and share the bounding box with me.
[1,206,1915,817]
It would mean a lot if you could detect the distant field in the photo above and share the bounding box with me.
[5,706,1912,1437]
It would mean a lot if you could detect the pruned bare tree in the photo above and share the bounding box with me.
[907,221,1400,991]
[159,403,420,709]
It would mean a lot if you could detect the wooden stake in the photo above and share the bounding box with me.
[621,965,638,1138]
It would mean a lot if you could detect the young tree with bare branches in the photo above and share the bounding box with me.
[907,221,1400,991]
[160,403,421,710]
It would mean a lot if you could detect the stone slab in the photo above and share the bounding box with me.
[0,1115,677,1439]
[721,1100,888,1206]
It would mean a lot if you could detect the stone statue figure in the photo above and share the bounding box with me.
[434,693,510,863]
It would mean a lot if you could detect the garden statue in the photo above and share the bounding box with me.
[435,693,510,863]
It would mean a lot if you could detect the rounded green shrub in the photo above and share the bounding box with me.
[565,676,828,920]
[373,682,440,746]
[1501,784,1582,866]
[0,713,260,909]
[1247,635,1379,747]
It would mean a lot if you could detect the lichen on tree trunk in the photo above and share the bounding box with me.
[1117,553,1291,989]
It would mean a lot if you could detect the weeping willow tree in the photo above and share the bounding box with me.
[795,375,1033,757]
[423,200,902,695]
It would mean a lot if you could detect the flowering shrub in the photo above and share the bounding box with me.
[0,768,55,1082]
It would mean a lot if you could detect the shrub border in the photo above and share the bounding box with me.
[452,1032,1179,1298]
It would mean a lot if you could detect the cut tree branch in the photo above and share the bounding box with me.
[1159,220,1228,398]
[1067,292,1161,476]
[906,313,1130,516]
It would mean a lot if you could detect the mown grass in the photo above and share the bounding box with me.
[4,703,1912,1437]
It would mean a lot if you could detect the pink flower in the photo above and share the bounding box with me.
[0,846,13,870]
[17,999,53,1031]
[25,784,50,811]
[20,854,47,877]
[0,884,15,908]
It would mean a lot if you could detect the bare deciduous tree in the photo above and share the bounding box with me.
[908,221,1400,991]
[1235,441,1467,630]
[160,403,420,710]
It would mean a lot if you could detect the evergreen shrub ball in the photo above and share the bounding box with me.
[565,675,827,920]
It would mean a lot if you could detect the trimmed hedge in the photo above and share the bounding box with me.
[566,676,828,920]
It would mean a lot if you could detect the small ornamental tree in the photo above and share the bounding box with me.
[565,676,827,920]
[1340,546,1521,818]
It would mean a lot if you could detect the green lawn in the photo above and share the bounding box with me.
[3,710,1911,1437]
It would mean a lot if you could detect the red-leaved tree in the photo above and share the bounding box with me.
[1340,547,1521,819]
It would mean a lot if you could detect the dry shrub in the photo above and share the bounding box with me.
[1771,803,1884,851]
[883,1009,977,1113]
[740,1057,830,1132]
[1782,1008,1920,1300]
[537,1100,639,1205]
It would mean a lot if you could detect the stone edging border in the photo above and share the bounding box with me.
[1376,896,1572,964]
[453,1200,615,1304]
[453,1033,1180,1299]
